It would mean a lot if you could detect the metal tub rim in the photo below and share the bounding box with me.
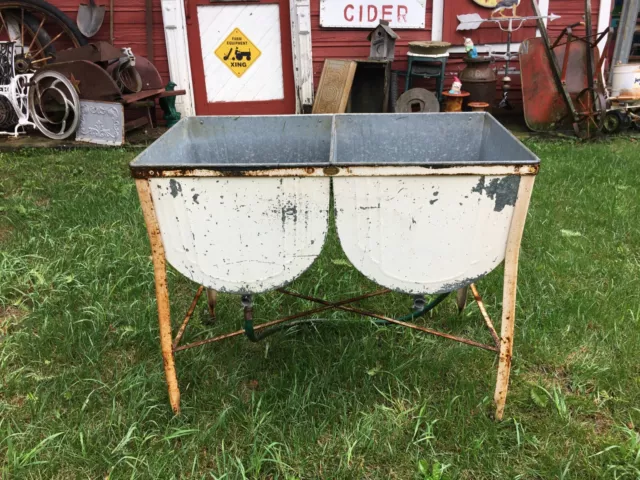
[130,113,539,178]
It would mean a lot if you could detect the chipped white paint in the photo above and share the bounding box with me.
[150,177,329,294]
[431,0,444,40]
[146,172,523,295]
[132,114,538,295]
[290,0,314,111]
[198,4,285,103]
[149,174,520,295]
[333,175,519,294]
[160,0,195,116]
[597,0,613,61]
[536,0,549,37]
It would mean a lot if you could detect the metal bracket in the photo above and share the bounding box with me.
[171,285,501,354]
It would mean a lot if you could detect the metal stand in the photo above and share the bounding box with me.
[404,53,448,102]
[136,172,535,421]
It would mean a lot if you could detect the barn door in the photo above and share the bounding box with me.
[185,0,296,115]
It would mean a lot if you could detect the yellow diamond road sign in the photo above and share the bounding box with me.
[215,28,261,78]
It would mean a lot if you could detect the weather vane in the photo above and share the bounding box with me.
[456,11,560,109]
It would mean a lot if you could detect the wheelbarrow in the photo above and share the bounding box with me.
[520,0,610,138]
[130,113,540,420]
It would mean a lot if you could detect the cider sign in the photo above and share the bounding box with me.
[320,0,426,29]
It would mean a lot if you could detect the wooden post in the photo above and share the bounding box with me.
[135,179,181,414]
[494,175,535,421]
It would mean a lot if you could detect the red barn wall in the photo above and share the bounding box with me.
[442,0,536,45]
[46,0,609,112]
[309,0,609,109]
[547,0,601,37]
[48,0,170,84]
[310,1,433,87]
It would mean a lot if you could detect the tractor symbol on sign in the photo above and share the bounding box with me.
[234,47,251,61]
[223,47,252,62]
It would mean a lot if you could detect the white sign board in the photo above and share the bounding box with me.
[320,0,426,29]
[197,4,284,103]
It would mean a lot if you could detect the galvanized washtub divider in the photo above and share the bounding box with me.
[131,113,539,420]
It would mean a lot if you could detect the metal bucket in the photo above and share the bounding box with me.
[460,57,497,111]
[610,64,640,99]
[130,113,539,295]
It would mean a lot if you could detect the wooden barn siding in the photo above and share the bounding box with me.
[46,0,609,113]
[48,0,170,85]
[441,0,536,45]
[547,0,601,37]
[310,0,434,86]
[310,0,606,109]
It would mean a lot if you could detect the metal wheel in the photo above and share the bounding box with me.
[573,88,606,139]
[28,69,80,139]
[0,95,17,128]
[603,110,623,134]
[112,62,142,94]
[0,0,87,74]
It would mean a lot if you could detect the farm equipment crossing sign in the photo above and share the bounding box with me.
[215,28,261,78]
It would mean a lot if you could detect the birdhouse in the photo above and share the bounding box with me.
[367,20,399,61]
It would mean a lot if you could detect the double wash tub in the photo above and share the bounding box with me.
[131,113,539,419]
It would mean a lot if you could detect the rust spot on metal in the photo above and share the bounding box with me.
[619,88,640,100]
[172,286,204,351]
[129,164,539,179]
[218,170,248,177]
[470,283,501,349]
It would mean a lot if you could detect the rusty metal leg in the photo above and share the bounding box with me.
[206,288,218,323]
[470,283,500,349]
[560,31,574,83]
[494,176,535,421]
[136,179,181,415]
[173,286,204,350]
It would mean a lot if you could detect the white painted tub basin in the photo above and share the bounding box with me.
[130,113,539,294]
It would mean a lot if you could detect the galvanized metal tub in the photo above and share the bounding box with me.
[131,112,540,418]
[130,113,539,295]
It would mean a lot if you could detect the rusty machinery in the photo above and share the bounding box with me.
[520,0,611,138]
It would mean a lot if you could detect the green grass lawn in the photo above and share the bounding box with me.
[1,138,639,479]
